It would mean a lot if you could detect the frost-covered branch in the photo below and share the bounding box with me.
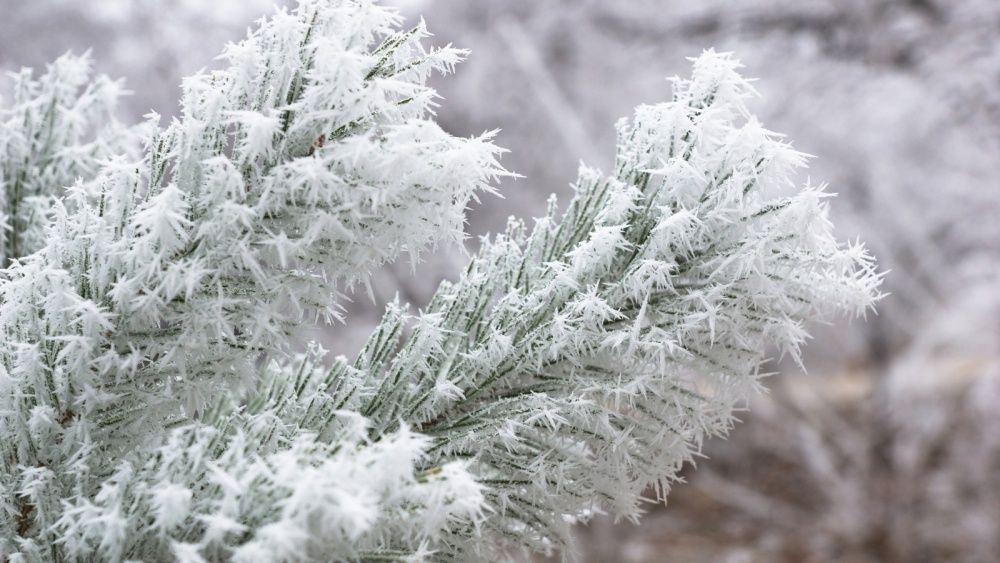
[0,1,504,557]
[50,351,487,561]
[336,51,881,557]
[0,52,126,266]
[0,2,880,561]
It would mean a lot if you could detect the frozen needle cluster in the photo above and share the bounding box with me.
[0,1,880,560]
[0,53,127,267]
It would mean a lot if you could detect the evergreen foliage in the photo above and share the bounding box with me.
[0,1,881,560]
[0,53,127,266]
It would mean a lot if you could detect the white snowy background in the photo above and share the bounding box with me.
[2,0,998,560]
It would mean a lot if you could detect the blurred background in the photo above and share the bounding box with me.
[2,1,998,561]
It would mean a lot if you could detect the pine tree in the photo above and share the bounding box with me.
[0,1,881,560]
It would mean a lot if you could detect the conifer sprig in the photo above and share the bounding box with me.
[0,1,504,557]
[0,52,127,266]
[334,50,881,557]
[0,2,880,561]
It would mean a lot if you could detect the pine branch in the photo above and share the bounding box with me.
[0,1,504,556]
[0,2,881,561]
[343,50,882,557]
[0,52,127,267]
